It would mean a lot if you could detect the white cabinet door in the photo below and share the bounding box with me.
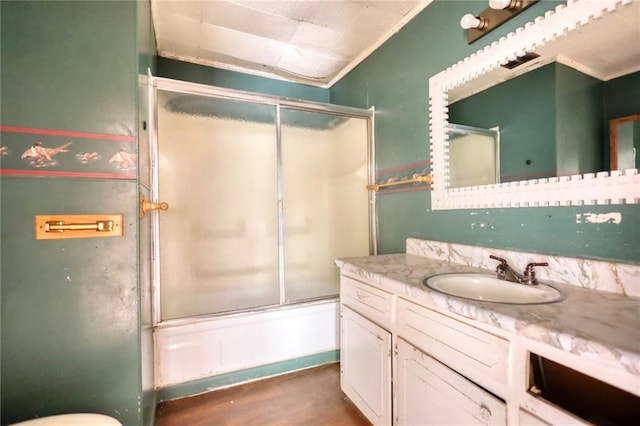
[341,306,392,426]
[395,339,506,426]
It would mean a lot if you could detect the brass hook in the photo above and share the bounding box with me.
[140,192,169,218]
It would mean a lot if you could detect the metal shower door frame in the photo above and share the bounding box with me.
[147,75,376,326]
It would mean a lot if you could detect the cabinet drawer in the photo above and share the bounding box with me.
[396,339,506,425]
[397,298,508,394]
[341,275,393,326]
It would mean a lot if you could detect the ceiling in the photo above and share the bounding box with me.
[151,0,431,88]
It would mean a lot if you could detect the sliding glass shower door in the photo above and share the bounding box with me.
[153,82,372,322]
[281,109,370,303]
[157,91,280,320]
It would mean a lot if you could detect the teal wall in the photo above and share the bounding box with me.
[157,57,330,103]
[555,63,603,175]
[1,1,154,424]
[603,72,640,122]
[331,0,640,262]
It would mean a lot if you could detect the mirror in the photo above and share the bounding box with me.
[448,62,610,184]
[448,123,499,188]
[429,0,640,209]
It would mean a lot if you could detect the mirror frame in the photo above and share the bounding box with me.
[429,0,640,210]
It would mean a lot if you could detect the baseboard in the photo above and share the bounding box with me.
[142,389,158,426]
[156,350,340,402]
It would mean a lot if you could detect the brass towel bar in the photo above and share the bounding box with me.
[366,174,432,191]
[35,214,123,240]
[45,220,114,232]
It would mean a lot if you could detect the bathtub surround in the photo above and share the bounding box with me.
[154,300,340,394]
[157,350,339,402]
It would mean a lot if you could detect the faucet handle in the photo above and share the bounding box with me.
[523,262,548,285]
[490,255,510,280]
[525,262,548,271]
[489,254,508,264]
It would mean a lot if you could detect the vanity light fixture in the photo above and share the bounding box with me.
[489,0,518,10]
[461,0,539,44]
[460,14,487,30]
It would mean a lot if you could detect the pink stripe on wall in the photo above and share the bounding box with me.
[0,169,136,180]
[0,126,135,142]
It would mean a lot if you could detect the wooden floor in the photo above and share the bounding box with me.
[155,363,371,426]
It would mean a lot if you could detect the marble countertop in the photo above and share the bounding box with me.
[336,253,640,377]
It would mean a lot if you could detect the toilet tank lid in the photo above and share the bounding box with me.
[11,413,122,426]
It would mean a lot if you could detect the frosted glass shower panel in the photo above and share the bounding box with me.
[281,109,370,303]
[157,91,279,320]
[448,124,499,189]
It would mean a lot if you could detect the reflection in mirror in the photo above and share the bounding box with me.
[429,0,640,209]
[448,62,608,186]
[610,114,640,170]
[448,124,499,188]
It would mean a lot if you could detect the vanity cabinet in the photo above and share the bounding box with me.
[395,338,506,425]
[395,298,508,425]
[340,276,392,426]
[339,270,639,426]
[396,298,509,397]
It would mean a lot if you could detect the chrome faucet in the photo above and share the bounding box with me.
[489,255,548,286]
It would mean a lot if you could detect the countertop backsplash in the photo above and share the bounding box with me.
[406,238,640,299]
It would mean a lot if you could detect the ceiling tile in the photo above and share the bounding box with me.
[151,0,431,87]
[155,12,201,47]
[200,23,285,67]
[229,1,314,21]
[278,44,349,81]
[158,37,200,60]
[198,47,276,74]
[290,22,343,55]
[303,1,365,32]
[363,1,419,15]
[332,4,405,57]
[278,46,324,78]
[201,1,300,43]
[153,0,203,21]
[352,5,403,41]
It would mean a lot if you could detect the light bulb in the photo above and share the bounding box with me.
[460,14,482,30]
[489,0,515,10]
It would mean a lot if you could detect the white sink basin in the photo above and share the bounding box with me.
[423,273,564,304]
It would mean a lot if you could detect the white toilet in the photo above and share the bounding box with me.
[11,413,122,426]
